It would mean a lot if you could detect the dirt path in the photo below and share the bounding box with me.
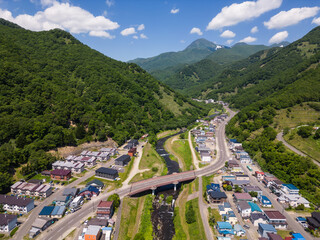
[188,130,200,170]
[131,196,146,237]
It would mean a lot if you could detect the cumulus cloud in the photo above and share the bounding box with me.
[264,7,320,29]
[226,39,234,45]
[239,36,257,43]
[137,24,145,31]
[220,30,236,38]
[106,0,114,7]
[312,17,320,25]
[140,33,148,39]
[269,31,288,44]
[190,27,203,36]
[206,0,282,30]
[170,8,179,14]
[120,27,136,36]
[40,0,56,7]
[0,2,119,38]
[251,26,258,33]
[133,35,138,39]
[89,30,114,39]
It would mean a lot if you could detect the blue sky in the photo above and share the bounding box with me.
[0,0,320,61]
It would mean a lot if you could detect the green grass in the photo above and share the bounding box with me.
[171,140,194,171]
[277,230,291,238]
[157,129,180,139]
[140,143,167,175]
[30,173,51,183]
[81,176,121,191]
[173,208,187,240]
[208,208,221,236]
[10,227,19,237]
[186,198,206,240]
[135,194,154,240]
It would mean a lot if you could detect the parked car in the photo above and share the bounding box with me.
[243,224,250,229]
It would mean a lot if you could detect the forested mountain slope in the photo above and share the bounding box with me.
[0,19,210,192]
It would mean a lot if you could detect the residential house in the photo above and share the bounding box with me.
[84,225,102,240]
[39,206,54,218]
[258,223,277,238]
[278,194,310,208]
[54,195,70,207]
[196,135,207,143]
[78,186,99,198]
[218,202,232,215]
[259,195,272,207]
[237,201,251,218]
[208,191,227,203]
[271,179,284,191]
[50,169,71,181]
[102,227,113,240]
[240,154,252,164]
[216,221,234,236]
[267,233,284,240]
[99,147,117,156]
[244,185,263,197]
[291,233,306,240]
[66,155,97,167]
[236,175,250,181]
[197,146,211,154]
[251,213,268,227]
[281,184,299,195]
[262,176,279,188]
[234,224,246,237]
[70,196,83,209]
[52,161,84,173]
[115,155,131,166]
[228,160,239,168]
[264,211,288,229]
[222,176,236,182]
[307,212,320,229]
[51,206,66,218]
[231,167,244,174]
[86,179,104,191]
[62,188,78,197]
[87,218,108,228]
[0,214,17,232]
[95,167,119,180]
[226,211,237,225]
[248,201,262,213]
[11,181,52,198]
[124,139,139,149]
[128,148,137,157]
[230,180,250,187]
[96,201,114,219]
[200,152,211,162]
[233,193,252,202]
[29,217,53,238]
[0,195,34,213]
[255,171,265,181]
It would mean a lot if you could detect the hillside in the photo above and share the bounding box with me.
[0,19,211,192]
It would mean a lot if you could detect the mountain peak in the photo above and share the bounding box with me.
[185,38,217,50]
[0,18,22,29]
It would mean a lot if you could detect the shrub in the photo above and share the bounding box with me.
[185,203,196,224]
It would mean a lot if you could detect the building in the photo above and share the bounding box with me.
[29,217,54,238]
[264,211,288,229]
[251,213,268,227]
[0,214,17,232]
[231,167,244,173]
[228,160,239,168]
[100,148,117,156]
[52,161,84,173]
[258,223,277,238]
[278,194,310,208]
[66,155,97,167]
[39,206,54,218]
[233,224,246,237]
[222,176,236,182]
[50,169,71,181]
[307,212,320,229]
[237,201,251,218]
[244,185,263,197]
[235,175,250,181]
[51,206,66,218]
[54,195,69,206]
[255,171,265,181]
[85,225,102,240]
[216,221,234,236]
[281,184,299,195]
[291,233,305,240]
[124,139,139,149]
[87,218,108,228]
[86,179,104,191]
[248,201,262,213]
[70,196,83,209]
[115,155,131,166]
[11,181,52,198]
[201,152,211,162]
[262,176,279,188]
[259,195,272,207]
[267,233,284,240]
[102,227,113,240]
[0,195,34,213]
[95,167,119,180]
[62,188,78,197]
[96,201,114,219]
[207,191,227,204]
[78,186,99,198]
[128,148,137,157]
[233,193,252,202]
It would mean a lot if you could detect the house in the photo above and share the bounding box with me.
[102,226,113,240]
[197,146,211,154]
[95,167,119,180]
[244,185,263,197]
[39,206,54,218]
[234,224,246,236]
[124,139,139,149]
[262,176,278,188]
[128,148,137,157]
[231,167,244,173]
[52,161,84,173]
[259,195,272,207]
[258,223,277,238]
[278,194,310,208]
[115,155,131,166]
[230,179,250,187]
[87,218,108,228]
[291,233,305,240]
[96,201,114,219]
[11,181,52,198]
[264,211,288,229]
[62,188,78,197]
[51,206,66,218]
[251,213,268,226]
[207,191,227,203]
[248,201,262,213]
[307,212,320,229]
[255,171,265,181]
[54,195,69,206]
[86,179,104,191]
[226,211,237,225]
[240,154,252,164]
[267,233,284,240]
[66,155,96,167]
[218,202,232,215]
[281,184,299,195]
[216,221,234,236]
[29,217,53,238]
[200,152,211,162]
[50,169,71,181]
[99,147,117,156]
[222,176,236,182]
[233,193,252,202]
[0,214,17,232]
[271,179,284,190]
[84,225,102,240]
[237,201,251,218]
[0,195,34,213]
[70,196,83,209]
[79,186,100,198]
[235,174,249,181]
[228,160,239,168]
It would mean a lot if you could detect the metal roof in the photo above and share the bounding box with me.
[39,206,54,216]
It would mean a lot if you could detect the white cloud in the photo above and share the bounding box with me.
[220,30,236,38]
[137,24,145,31]
[312,17,320,25]
[89,30,114,39]
[226,39,234,45]
[140,33,148,39]
[251,26,258,33]
[120,27,136,36]
[269,31,288,44]
[40,0,55,7]
[106,0,114,7]
[133,35,138,39]
[264,7,320,29]
[170,8,179,14]
[190,27,203,36]
[0,2,119,38]
[206,0,282,30]
[239,36,257,43]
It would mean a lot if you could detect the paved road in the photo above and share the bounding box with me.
[277,131,320,167]
[188,130,199,169]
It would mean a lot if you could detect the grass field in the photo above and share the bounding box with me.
[157,129,180,139]
[277,230,291,238]
[171,139,194,171]
[208,207,221,236]
[81,176,121,191]
[186,198,207,240]
[135,194,154,240]
[173,207,188,240]
[174,188,189,240]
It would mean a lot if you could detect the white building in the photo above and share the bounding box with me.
[0,195,34,213]
[52,161,84,173]
[0,214,17,232]
[11,181,52,198]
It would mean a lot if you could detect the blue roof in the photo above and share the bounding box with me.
[52,206,66,216]
[102,226,112,230]
[261,195,271,202]
[292,233,305,240]
[218,205,225,211]
[230,139,238,143]
[296,217,306,222]
[217,221,233,229]
[228,211,236,217]
[233,224,246,233]
[79,185,99,194]
[283,184,299,190]
[224,202,231,208]
[258,223,277,232]
[39,206,54,216]
[248,202,262,212]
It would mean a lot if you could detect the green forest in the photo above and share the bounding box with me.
[0,19,212,193]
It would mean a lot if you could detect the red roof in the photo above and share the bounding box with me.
[233,193,252,200]
[255,171,264,175]
[97,200,113,208]
[51,169,71,176]
[264,210,286,220]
